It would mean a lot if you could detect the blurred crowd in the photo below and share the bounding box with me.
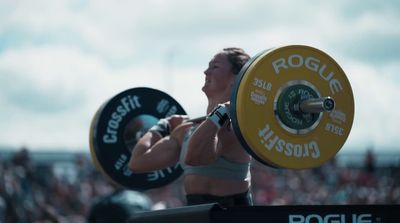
[0,147,399,223]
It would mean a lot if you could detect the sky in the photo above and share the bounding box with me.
[0,0,399,154]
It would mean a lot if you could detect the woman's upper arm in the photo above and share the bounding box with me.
[129,132,181,172]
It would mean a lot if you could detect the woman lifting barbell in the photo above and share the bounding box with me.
[128,47,253,207]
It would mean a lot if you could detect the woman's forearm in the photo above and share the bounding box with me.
[185,120,220,165]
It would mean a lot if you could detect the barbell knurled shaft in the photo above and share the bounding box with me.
[187,115,207,123]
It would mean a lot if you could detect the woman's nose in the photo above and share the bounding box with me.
[204,67,210,76]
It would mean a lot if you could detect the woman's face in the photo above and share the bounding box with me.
[202,52,235,97]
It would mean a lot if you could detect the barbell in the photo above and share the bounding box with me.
[89,45,354,190]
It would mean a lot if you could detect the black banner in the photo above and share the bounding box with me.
[129,203,399,223]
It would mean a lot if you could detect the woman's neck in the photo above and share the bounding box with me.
[206,94,230,113]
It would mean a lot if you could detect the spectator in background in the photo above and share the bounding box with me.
[365,148,376,173]
[1,146,400,222]
[11,147,31,168]
[87,189,152,223]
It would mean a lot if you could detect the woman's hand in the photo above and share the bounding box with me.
[166,115,189,131]
[170,121,193,146]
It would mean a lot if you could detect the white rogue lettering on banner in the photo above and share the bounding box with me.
[289,213,372,223]
[271,54,343,95]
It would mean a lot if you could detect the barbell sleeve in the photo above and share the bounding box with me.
[300,97,335,113]
[188,97,335,124]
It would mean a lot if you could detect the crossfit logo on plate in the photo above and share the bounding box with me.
[103,95,141,144]
[258,124,320,159]
[147,164,181,182]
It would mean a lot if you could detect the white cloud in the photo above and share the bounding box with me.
[343,60,400,151]
[0,44,207,150]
